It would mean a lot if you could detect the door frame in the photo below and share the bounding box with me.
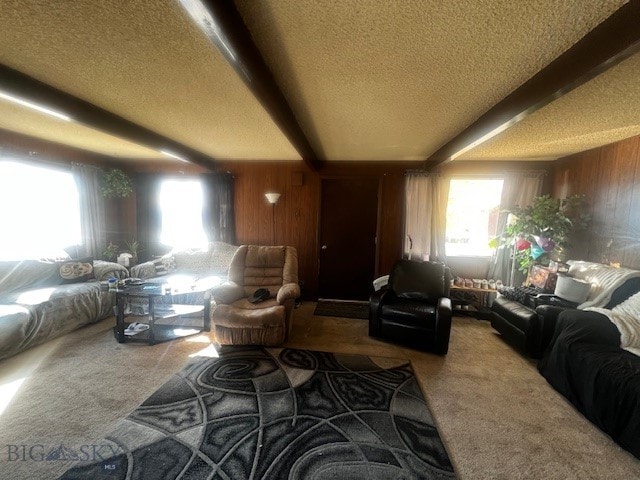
[316,175,383,298]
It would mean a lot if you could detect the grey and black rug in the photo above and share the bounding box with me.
[60,347,455,479]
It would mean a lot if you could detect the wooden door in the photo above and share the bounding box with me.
[318,178,379,300]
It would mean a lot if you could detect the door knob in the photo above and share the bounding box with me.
[321,245,328,250]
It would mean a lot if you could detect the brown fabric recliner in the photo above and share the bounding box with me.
[211,245,300,346]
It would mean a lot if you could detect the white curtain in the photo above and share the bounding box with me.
[488,171,545,284]
[72,163,106,259]
[404,173,449,262]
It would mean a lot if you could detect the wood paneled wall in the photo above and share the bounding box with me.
[217,161,412,298]
[552,134,640,269]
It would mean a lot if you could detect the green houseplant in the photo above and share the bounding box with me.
[100,168,133,198]
[103,241,120,262]
[495,194,590,273]
[124,239,142,265]
[102,240,142,265]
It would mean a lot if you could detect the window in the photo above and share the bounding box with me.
[445,178,503,257]
[0,161,80,260]
[159,179,208,249]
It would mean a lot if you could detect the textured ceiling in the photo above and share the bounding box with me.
[235,0,627,161]
[458,50,640,161]
[0,0,635,164]
[0,0,300,161]
[0,98,170,160]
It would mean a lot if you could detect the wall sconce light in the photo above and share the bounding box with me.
[265,192,281,204]
[265,192,281,245]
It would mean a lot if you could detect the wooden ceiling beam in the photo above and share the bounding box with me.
[178,0,324,171]
[426,0,640,168]
[0,64,218,170]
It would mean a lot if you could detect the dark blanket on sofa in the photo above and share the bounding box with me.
[538,310,640,459]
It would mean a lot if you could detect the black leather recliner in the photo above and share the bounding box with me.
[369,260,452,354]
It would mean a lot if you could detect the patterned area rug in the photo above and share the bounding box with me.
[60,347,456,479]
[313,299,370,319]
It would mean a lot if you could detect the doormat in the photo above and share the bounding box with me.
[314,299,369,319]
[59,347,456,479]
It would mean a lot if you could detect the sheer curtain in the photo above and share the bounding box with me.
[404,172,449,262]
[488,171,545,284]
[201,172,236,244]
[72,163,106,259]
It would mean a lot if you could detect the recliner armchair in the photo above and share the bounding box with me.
[369,259,452,354]
[211,245,300,346]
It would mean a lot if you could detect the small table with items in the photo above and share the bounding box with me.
[113,279,220,345]
[450,285,497,318]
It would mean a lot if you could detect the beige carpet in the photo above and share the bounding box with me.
[0,303,638,479]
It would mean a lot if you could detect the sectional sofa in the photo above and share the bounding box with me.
[0,258,129,361]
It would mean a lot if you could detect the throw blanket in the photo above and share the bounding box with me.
[587,290,640,357]
[538,310,640,460]
[567,261,640,309]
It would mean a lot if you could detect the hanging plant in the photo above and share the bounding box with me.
[101,168,133,198]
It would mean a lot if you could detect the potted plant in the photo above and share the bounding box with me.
[103,241,120,262]
[494,194,590,273]
[124,239,142,266]
[100,168,133,198]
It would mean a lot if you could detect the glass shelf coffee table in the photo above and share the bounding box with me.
[113,279,220,345]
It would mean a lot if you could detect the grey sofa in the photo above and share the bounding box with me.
[0,259,129,361]
[129,242,239,309]
[131,242,238,283]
